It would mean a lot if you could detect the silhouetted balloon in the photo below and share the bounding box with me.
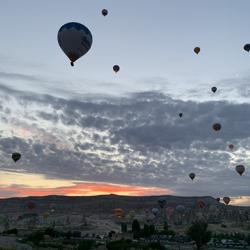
[179,113,183,118]
[244,44,250,52]
[197,200,205,209]
[158,199,166,209]
[223,197,230,205]
[194,47,200,54]
[213,123,221,131]
[228,144,234,151]
[189,173,195,181]
[114,208,125,218]
[166,207,174,220]
[58,22,92,66]
[152,207,159,216]
[216,198,220,202]
[102,9,108,16]
[27,201,36,210]
[236,165,245,176]
[12,152,21,162]
[113,65,120,73]
[211,87,217,93]
[176,205,185,213]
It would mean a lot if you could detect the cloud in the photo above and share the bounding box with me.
[0,82,249,198]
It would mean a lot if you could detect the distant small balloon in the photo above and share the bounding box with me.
[228,144,234,150]
[189,173,195,181]
[158,199,166,209]
[152,207,159,216]
[197,200,205,209]
[102,9,108,16]
[213,123,221,131]
[244,44,250,52]
[216,197,220,202]
[223,196,230,205]
[176,204,185,214]
[235,165,245,176]
[211,87,217,93]
[179,113,183,118]
[12,152,21,162]
[113,65,120,73]
[27,201,36,210]
[194,47,200,54]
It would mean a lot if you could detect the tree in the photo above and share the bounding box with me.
[187,221,211,250]
[132,219,140,233]
[121,223,127,233]
[143,224,150,238]
[163,222,169,233]
[149,224,155,235]
[78,240,94,250]
[132,219,141,239]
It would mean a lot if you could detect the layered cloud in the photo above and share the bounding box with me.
[0,73,250,200]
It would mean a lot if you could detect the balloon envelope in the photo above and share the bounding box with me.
[211,87,217,93]
[223,197,230,205]
[158,199,166,208]
[58,22,92,66]
[194,47,200,54]
[228,144,234,150]
[189,173,195,180]
[27,201,36,210]
[236,165,245,176]
[113,65,120,73]
[197,200,205,209]
[216,197,220,202]
[244,44,250,52]
[213,123,221,131]
[166,207,174,219]
[12,152,21,162]
[102,9,108,16]
[152,207,159,216]
[179,113,183,118]
[176,204,185,213]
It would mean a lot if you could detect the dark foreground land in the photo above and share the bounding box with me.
[0,194,249,249]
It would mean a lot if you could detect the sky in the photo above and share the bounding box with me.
[0,0,250,205]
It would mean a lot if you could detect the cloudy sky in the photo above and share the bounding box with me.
[0,0,250,205]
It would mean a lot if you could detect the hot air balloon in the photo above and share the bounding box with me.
[211,87,217,93]
[235,165,245,176]
[12,152,21,162]
[43,212,50,219]
[166,207,174,220]
[128,210,135,221]
[194,47,200,54]
[57,22,92,66]
[113,65,120,73]
[176,205,185,214]
[27,201,36,210]
[179,113,183,118]
[223,197,230,205]
[189,173,195,181]
[216,198,220,202]
[197,200,205,209]
[228,144,234,151]
[244,44,250,52]
[152,207,159,216]
[102,9,108,16]
[114,208,125,218]
[158,199,166,209]
[213,123,221,131]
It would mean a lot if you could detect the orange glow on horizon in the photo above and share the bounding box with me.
[0,182,171,197]
[0,170,172,198]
